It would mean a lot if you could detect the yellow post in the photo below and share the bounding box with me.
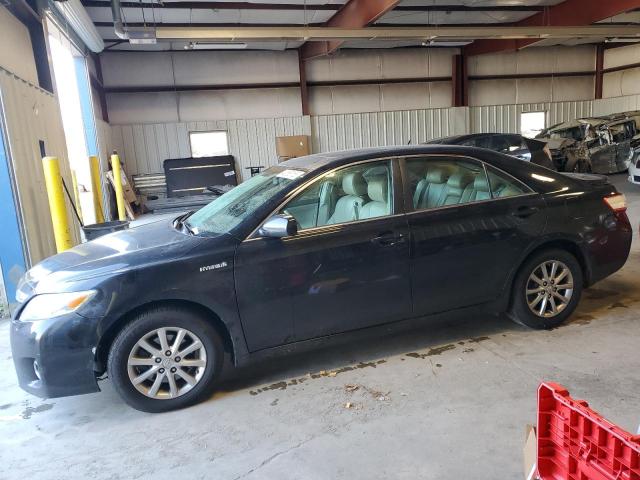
[70,169,83,225]
[89,155,105,223]
[111,152,126,221]
[42,156,73,252]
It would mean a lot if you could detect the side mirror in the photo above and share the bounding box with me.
[259,214,298,238]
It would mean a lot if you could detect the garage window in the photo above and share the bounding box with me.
[521,112,546,138]
[189,131,229,158]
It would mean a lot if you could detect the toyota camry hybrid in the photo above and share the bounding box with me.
[10,145,632,412]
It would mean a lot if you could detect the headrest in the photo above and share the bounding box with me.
[367,177,388,203]
[447,172,473,189]
[499,186,519,198]
[342,172,367,196]
[473,175,491,192]
[425,168,449,184]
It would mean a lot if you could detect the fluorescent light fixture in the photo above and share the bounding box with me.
[129,38,157,45]
[185,42,248,50]
[53,0,104,52]
[605,37,640,43]
[128,28,157,45]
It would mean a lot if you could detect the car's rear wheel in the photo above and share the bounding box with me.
[108,306,223,412]
[508,249,583,329]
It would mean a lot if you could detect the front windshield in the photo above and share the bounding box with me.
[185,166,307,235]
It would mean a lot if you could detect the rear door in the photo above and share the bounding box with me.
[402,155,547,316]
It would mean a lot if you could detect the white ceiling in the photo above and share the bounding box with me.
[83,0,637,51]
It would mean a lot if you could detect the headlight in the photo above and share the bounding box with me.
[15,264,50,303]
[15,270,36,304]
[19,290,97,321]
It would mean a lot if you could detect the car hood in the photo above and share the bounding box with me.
[18,217,211,297]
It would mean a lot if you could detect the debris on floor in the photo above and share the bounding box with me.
[248,360,387,396]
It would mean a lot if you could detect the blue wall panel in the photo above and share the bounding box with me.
[0,101,26,309]
[74,56,98,157]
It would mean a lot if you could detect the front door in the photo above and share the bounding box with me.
[402,156,547,316]
[234,159,412,351]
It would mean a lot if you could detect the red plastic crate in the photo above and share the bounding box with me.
[537,382,640,480]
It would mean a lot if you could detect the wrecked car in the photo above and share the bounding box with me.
[609,111,640,150]
[536,117,637,174]
[619,111,640,186]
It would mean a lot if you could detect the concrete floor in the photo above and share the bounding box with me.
[1,174,639,480]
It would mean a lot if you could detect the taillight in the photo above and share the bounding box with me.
[603,193,627,213]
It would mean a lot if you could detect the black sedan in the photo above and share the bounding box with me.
[11,145,632,412]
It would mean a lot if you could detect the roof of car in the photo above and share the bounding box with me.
[280,144,518,173]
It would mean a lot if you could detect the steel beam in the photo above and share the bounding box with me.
[452,54,468,107]
[90,53,109,122]
[465,0,640,56]
[298,51,309,116]
[300,0,400,60]
[595,43,605,99]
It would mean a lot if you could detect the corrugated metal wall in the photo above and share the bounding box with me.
[0,67,80,265]
[469,100,593,133]
[311,107,468,152]
[110,116,311,182]
[603,44,640,99]
[593,94,640,116]
[107,100,598,181]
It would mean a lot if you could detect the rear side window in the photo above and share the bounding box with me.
[485,166,531,198]
[405,157,490,211]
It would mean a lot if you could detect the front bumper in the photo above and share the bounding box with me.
[10,311,101,399]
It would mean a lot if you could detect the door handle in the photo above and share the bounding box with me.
[511,206,539,218]
[371,232,405,246]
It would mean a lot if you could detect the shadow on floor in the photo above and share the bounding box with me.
[216,311,519,395]
[215,271,639,396]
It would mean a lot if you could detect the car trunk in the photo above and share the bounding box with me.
[560,172,609,187]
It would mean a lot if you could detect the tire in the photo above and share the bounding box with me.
[508,249,583,329]
[108,306,224,412]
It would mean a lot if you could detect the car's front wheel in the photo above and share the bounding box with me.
[508,249,583,329]
[108,306,223,412]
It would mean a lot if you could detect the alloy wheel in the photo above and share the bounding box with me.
[127,327,207,400]
[525,260,574,318]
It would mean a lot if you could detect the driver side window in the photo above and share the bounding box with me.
[282,160,394,230]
